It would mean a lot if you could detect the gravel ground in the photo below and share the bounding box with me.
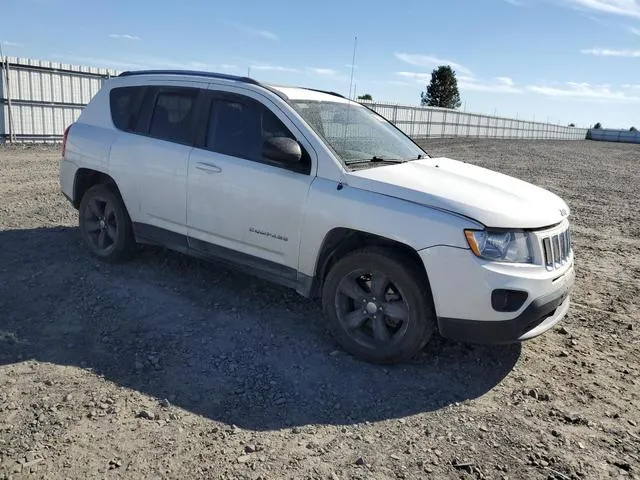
[0,139,638,480]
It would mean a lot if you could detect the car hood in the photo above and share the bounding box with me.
[345,158,570,229]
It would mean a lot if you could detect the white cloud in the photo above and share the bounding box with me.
[395,53,473,76]
[565,0,640,18]
[123,55,218,70]
[1,40,22,47]
[386,80,414,86]
[496,76,515,86]
[228,22,278,41]
[220,64,239,71]
[50,54,146,70]
[504,0,524,5]
[581,47,640,56]
[186,62,212,70]
[527,82,640,101]
[372,79,414,87]
[109,34,140,41]
[459,76,523,93]
[49,54,224,72]
[628,25,640,34]
[396,71,432,83]
[308,67,338,76]
[585,13,607,22]
[396,72,522,93]
[250,64,298,72]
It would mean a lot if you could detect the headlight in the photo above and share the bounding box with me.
[464,229,534,263]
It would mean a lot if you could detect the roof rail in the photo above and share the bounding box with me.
[302,88,347,99]
[118,69,261,85]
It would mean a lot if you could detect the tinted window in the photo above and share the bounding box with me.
[148,90,199,144]
[109,86,145,131]
[207,98,303,166]
[207,100,260,159]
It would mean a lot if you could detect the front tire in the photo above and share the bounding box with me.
[322,247,436,364]
[79,184,134,262]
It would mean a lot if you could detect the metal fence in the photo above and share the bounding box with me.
[1,57,116,142]
[586,128,640,144]
[361,101,587,140]
[1,56,588,143]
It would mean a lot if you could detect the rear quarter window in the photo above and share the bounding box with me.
[109,86,146,131]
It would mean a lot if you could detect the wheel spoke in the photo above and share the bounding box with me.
[104,202,115,222]
[370,272,389,298]
[97,230,108,249]
[84,219,101,233]
[339,277,367,301]
[107,225,117,242]
[89,199,103,219]
[383,301,409,321]
[343,309,369,330]
[372,315,391,342]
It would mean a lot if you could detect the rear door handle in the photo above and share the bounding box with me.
[195,162,222,174]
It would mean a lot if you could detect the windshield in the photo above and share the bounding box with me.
[291,100,426,167]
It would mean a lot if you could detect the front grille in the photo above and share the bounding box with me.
[542,228,571,268]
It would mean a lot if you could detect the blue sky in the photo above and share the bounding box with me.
[2,0,639,128]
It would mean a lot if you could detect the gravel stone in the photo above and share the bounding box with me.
[136,410,156,420]
[0,140,638,479]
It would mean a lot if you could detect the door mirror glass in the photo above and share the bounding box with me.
[262,137,302,164]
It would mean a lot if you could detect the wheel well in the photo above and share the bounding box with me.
[73,169,121,208]
[310,228,430,298]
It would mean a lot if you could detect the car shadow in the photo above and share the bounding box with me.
[0,226,521,430]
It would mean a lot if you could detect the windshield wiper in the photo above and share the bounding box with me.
[346,156,404,166]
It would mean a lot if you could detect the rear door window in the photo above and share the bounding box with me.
[148,89,200,145]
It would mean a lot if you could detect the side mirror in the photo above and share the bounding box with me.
[262,137,302,164]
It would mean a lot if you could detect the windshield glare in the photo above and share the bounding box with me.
[291,100,426,166]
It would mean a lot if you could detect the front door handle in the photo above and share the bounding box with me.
[195,162,222,174]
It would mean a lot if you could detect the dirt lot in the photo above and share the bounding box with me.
[0,139,638,480]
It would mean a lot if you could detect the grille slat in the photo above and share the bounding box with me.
[543,238,553,266]
[542,227,571,269]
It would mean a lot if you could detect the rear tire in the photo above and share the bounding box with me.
[79,184,134,263]
[321,247,435,364]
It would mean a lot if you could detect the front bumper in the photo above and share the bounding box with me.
[438,288,572,344]
[419,244,574,343]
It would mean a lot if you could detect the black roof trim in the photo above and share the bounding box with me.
[115,71,345,104]
[118,70,261,85]
[301,88,347,99]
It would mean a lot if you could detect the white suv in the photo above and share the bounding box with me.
[59,70,575,363]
